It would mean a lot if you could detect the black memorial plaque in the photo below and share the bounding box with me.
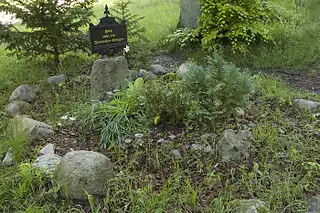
[89,5,127,56]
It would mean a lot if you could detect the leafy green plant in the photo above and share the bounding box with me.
[75,78,146,147]
[0,0,96,65]
[142,77,192,126]
[184,54,253,123]
[198,0,279,52]
[163,27,200,51]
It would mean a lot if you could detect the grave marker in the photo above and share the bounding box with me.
[89,5,127,56]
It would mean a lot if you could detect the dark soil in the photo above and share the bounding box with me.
[257,69,320,94]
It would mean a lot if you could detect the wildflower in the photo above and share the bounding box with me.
[124,45,130,53]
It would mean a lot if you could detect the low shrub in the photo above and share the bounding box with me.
[184,54,253,124]
[142,77,192,126]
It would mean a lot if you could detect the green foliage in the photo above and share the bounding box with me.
[198,0,279,53]
[75,78,147,147]
[141,77,192,125]
[184,54,253,123]
[163,28,200,51]
[0,0,96,65]
[0,164,47,211]
[112,0,147,43]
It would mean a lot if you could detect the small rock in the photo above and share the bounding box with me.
[157,138,166,143]
[168,135,176,140]
[231,199,266,213]
[12,115,54,140]
[307,195,320,213]
[190,143,203,151]
[124,139,132,144]
[177,63,189,78]
[217,129,252,163]
[32,154,61,175]
[39,143,55,156]
[204,145,213,153]
[134,133,144,139]
[172,149,182,159]
[185,144,191,150]
[293,99,320,110]
[138,69,154,80]
[150,64,167,75]
[9,85,40,103]
[7,100,32,117]
[47,74,67,85]
[2,147,14,166]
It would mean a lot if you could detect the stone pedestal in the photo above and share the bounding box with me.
[90,56,130,101]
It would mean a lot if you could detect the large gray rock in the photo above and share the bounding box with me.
[7,100,32,117]
[9,85,40,103]
[231,199,266,213]
[91,56,130,100]
[54,150,114,200]
[179,0,201,29]
[32,154,61,175]
[2,147,14,166]
[307,195,320,213]
[293,99,320,110]
[47,74,67,85]
[12,115,54,140]
[217,129,252,163]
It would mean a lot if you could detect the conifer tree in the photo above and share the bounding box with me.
[111,0,147,43]
[0,0,97,65]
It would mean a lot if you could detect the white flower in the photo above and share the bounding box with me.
[69,117,76,121]
[60,115,76,121]
[60,115,69,120]
[124,45,130,53]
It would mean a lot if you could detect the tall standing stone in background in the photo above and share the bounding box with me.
[179,0,201,29]
[90,56,130,100]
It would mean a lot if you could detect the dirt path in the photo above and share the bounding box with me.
[260,69,320,94]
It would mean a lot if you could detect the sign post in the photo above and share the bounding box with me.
[89,5,128,56]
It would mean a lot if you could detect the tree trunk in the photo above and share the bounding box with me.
[53,44,60,66]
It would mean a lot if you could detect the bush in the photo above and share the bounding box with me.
[142,76,192,126]
[198,0,279,53]
[0,0,96,65]
[184,54,253,123]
